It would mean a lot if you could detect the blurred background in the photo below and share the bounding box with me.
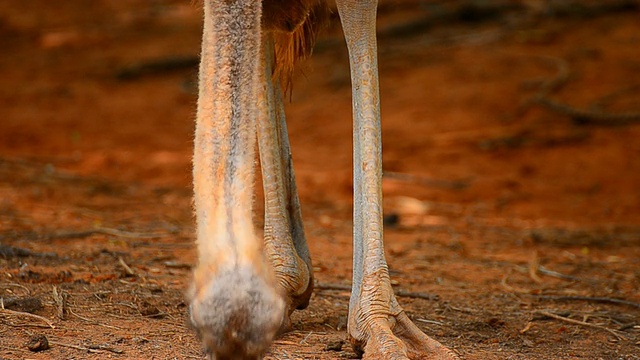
[1,1,639,359]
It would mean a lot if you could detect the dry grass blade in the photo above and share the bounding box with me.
[534,310,627,340]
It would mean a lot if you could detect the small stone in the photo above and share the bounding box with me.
[26,334,49,352]
[3,296,43,313]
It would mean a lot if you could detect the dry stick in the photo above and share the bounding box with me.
[316,282,439,301]
[528,263,601,285]
[0,308,55,329]
[534,310,626,340]
[535,295,640,309]
[591,84,640,109]
[525,55,640,125]
[8,227,172,243]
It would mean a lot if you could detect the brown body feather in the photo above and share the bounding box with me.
[263,0,330,92]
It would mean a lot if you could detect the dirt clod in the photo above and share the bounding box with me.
[25,334,49,352]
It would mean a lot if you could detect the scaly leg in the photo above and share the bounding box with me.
[335,0,459,359]
[189,1,283,359]
[257,35,314,331]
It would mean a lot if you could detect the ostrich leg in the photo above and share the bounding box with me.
[335,0,459,359]
[189,1,285,359]
[257,35,313,330]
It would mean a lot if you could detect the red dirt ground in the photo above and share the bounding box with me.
[1,1,639,359]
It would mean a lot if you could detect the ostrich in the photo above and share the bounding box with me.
[188,0,459,359]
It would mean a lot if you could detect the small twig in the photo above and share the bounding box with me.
[528,251,543,284]
[96,227,170,239]
[52,286,67,320]
[0,308,55,328]
[87,343,124,354]
[500,274,530,294]
[299,331,313,345]
[520,321,534,334]
[316,282,439,301]
[49,341,102,354]
[118,257,136,276]
[534,295,640,309]
[537,265,585,282]
[533,310,626,340]
[416,318,444,326]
